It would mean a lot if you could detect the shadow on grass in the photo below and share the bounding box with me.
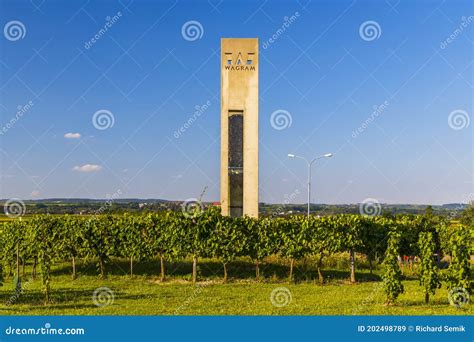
[46,258,382,284]
[314,270,381,283]
[0,287,158,309]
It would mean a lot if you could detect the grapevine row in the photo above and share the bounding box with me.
[0,208,471,304]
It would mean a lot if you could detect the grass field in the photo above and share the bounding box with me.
[0,257,471,315]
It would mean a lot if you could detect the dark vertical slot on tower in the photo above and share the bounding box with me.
[228,110,244,217]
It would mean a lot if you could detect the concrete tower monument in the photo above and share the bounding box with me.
[220,38,259,218]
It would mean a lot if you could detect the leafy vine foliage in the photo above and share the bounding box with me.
[382,230,404,304]
[418,231,441,303]
[440,224,471,291]
[0,209,471,304]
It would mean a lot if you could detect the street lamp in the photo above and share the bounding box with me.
[287,152,333,217]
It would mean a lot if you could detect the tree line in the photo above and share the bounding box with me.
[0,207,471,304]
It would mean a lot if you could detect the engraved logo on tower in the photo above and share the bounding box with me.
[224,52,256,71]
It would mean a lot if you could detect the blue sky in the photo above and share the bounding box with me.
[0,0,472,205]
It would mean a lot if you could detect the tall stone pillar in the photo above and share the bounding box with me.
[220,38,259,218]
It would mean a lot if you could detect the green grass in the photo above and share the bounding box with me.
[0,257,471,315]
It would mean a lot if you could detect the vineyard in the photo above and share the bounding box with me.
[0,207,472,314]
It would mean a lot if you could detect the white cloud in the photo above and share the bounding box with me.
[64,132,81,139]
[31,190,40,197]
[73,164,102,173]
